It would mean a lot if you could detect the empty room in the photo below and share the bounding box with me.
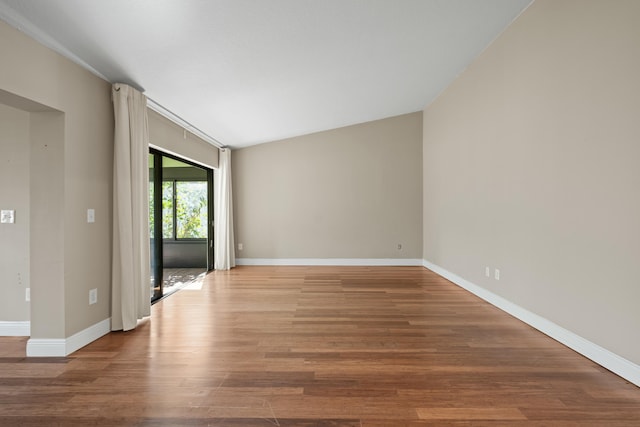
[0,0,639,425]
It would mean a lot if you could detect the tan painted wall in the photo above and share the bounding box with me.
[30,111,66,338]
[0,19,113,338]
[148,109,219,169]
[423,0,640,363]
[0,104,30,322]
[233,112,423,260]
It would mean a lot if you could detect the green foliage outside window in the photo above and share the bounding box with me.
[149,182,154,237]
[176,181,207,238]
[162,181,174,238]
[149,180,207,240]
[149,181,176,238]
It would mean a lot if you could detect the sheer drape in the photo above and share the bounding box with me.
[111,83,151,331]
[214,148,236,270]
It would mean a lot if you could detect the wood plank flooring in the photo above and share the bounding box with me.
[1,266,639,426]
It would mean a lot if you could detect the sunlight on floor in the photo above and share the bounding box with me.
[182,273,206,290]
[163,268,206,292]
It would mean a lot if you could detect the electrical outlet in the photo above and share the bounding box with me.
[87,209,95,223]
[238,243,243,251]
[397,243,402,250]
[485,266,490,277]
[25,288,30,302]
[494,269,500,281]
[89,288,98,305]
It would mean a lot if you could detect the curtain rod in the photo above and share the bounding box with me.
[146,98,226,150]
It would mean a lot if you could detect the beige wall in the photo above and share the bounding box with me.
[0,19,113,338]
[233,112,423,260]
[148,109,219,169]
[31,111,66,338]
[0,104,30,322]
[423,0,640,364]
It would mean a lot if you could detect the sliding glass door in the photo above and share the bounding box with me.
[149,149,214,302]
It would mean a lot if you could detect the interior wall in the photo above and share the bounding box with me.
[148,109,219,169]
[0,104,30,322]
[0,18,113,339]
[422,0,640,364]
[233,112,423,260]
[30,111,66,339]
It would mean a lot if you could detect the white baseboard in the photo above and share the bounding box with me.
[0,321,30,336]
[26,318,111,357]
[25,338,65,357]
[236,258,424,266]
[422,259,640,388]
[65,318,111,355]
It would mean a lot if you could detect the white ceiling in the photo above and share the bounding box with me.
[0,0,531,148]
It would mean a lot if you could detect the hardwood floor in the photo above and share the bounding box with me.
[1,266,639,426]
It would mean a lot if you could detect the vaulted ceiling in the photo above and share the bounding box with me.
[0,0,532,148]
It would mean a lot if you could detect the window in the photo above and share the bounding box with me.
[162,181,174,238]
[162,180,207,240]
[175,181,207,239]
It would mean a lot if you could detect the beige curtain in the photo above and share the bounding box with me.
[214,148,236,270]
[111,83,151,331]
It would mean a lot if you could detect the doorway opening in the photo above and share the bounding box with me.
[149,149,214,302]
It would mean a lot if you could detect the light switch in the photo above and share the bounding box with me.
[1,210,15,224]
[87,209,95,223]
